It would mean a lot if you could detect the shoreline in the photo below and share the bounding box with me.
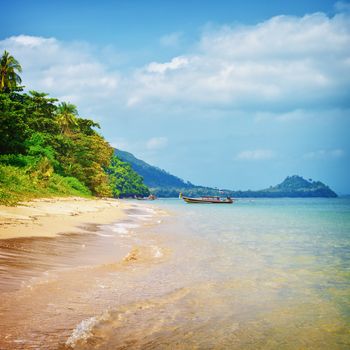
[0,197,167,349]
[0,198,349,349]
[0,197,131,240]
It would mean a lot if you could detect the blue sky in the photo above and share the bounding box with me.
[1,0,350,193]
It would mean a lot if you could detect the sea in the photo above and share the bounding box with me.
[0,198,349,349]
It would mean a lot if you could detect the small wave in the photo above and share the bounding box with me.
[95,233,114,238]
[122,245,166,264]
[127,214,152,221]
[65,287,190,348]
[65,313,109,348]
[152,245,163,258]
[144,207,156,213]
[112,223,139,234]
[22,270,57,290]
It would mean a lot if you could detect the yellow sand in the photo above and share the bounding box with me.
[0,197,130,240]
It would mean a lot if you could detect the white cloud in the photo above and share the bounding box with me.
[1,9,349,120]
[10,35,55,48]
[127,12,350,111]
[235,149,275,160]
[146,137,168,150]
[147,56,189,74]
[160,32,183,47]
[0,35,120,108]
[303,149,345,159]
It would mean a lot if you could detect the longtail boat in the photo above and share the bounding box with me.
[180,193,233,204]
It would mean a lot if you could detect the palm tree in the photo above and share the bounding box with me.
[56,102,79,134]
[0,51,22,92]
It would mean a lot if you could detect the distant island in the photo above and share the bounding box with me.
[115,150,337,198]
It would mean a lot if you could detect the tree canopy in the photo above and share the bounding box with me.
[0,50,22,92]
[107,156,150,198]
[0,51,150,203]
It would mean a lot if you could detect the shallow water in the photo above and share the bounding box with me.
[0,198,349,349]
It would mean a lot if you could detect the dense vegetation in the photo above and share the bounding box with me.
[116,149,192,188]
[107,156,149,198]
[116,150,337,198]
[260,175,337,197]
[0,51,149,204]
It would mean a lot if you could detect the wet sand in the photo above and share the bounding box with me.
[0,198,166,349]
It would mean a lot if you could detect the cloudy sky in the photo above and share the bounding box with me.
[1,0,350,193]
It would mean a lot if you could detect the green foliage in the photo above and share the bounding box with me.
[116,149,191,188]
[53,133,113,196]
[25,132,58,164]
[107,156,150,198]
[50,175,91,196]
[0,154,30,167]
[0,164,91,205]
[56,101,79,134]
[0,50,23,92]
[262,175,337,197]
[0,52,150,204]
[0,92,28,154]
[0,88,114,198]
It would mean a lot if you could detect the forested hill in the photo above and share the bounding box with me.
[115,149,192,188]
[151,176,337,198]
[261,175,337,197]
[115,149,337,198]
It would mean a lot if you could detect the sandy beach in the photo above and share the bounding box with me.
[0,197,129,240]
[0,196,166,349]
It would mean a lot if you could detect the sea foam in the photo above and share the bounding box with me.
[65,313,108,348]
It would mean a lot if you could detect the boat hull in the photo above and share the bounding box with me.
[182,196,233,204]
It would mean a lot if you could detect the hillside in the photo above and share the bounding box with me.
[260,175,337,197]
[115,149,337,198]
[115,149,192,189]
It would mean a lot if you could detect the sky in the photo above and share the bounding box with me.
[1,0,350,193]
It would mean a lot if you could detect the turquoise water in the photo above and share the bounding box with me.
[1,198,349,349]
[152,198,350,349]
[76,197,350,349]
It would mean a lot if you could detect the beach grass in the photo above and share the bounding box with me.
[0,164,92,206]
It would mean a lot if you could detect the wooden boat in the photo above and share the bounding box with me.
[181,194,233,204]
